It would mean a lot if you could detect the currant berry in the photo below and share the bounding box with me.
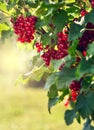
[80,9,88,17]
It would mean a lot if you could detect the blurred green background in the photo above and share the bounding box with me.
[0,37,83,130]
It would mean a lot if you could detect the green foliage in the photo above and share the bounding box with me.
[48,97,59,113]
[69,23,84,41]
[76,93,94,119]
[47,85,59,112]
[52,10,68,33]
[83,118,94,130]
[1,29,13,42]
[76,57,94,79]
[44,74,56,89]
[52,55,71,70]
[48,85,58,98]
[85,9,94,24]
[65,109,76,125]
[68,40,79,56]
[41,33,51,45]
[0,23,9,32]
[83,118,91,130]
[81,76,92,89]
[56,67,76,90]
[87,43,94,55]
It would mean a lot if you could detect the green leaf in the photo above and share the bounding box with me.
[83,119,94,130]
[59,88,69,101]
[25,1,38,8]
[35,2,47,16]
[41,33,51,45]
[76,57,94,79]
[43,8,53,25]
[35,7,47,16]
[76,93,94,119]
[0,2,7,12]
[85,9,94,24]
[1,29,13,42]
[7,0,19,10]
[45,8,53,17]
[31,66,48,81]
[66,5,79,14]
[52,10,68,33]
[56,67,76,90]
[65,109,76,125]
[16,74,30,86]
[44,74,57,89]
[81,76,92,89]
[83,125,94,130]
[69,23,84,41]
[87,43,94,55]
[52,55,71,70]
[43,0,49,4]
[48,97,59,113]
[76,112,81,124]
[48,85,58,98]
[35,18,44,28]
[68,40,79,56]
[56,78,66,90]
[0,23,10,32]
[91,112,94,120]
[24,64,49,82]
[89,126,94,130]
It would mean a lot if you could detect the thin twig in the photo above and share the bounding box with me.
[0,9,10,16]
[85,28,94,31]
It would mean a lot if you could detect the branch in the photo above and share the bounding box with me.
[85,28,94,31]
[0,9,10,16]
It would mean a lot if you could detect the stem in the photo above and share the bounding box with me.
[41,27,46,34]
[85,28,94,31]
[37,28,46,35]
[0,9,10,16]
[75,50,82,59]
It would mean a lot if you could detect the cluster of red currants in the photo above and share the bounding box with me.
[69,80,82,101]
[35,30,69,66]
[64,80,82,107]
[77,22,94,55]
[11,15,37,43]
